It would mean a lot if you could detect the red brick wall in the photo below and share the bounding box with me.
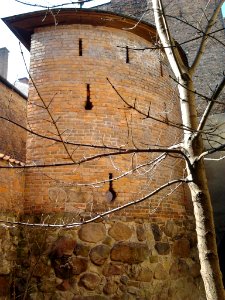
[97,0,225,114]
[0,160,24,214]
[0,79,27,161]
[24,23,189,220]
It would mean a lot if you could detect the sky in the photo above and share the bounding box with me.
[0,0,110,83]
[0,1,224,84]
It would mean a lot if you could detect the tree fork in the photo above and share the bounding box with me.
[152,0,225,298]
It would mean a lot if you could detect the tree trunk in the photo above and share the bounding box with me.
[189,160,224,300]
[180,79,225,300]
[151,0,225,297]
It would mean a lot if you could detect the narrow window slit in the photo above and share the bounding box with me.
[126,46,130,63]
[85,84,93,110]
[79,39,83,56]
[106,173,117,202]
[160,61,163,77]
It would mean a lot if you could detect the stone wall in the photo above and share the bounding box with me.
[11,217,205,299]
[0,214,20,300]
[0,77,27,161]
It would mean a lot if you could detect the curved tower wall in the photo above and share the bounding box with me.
[0,10,206,299]
[25,20,187,220]
[98,0,225,114]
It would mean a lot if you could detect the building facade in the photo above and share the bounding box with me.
[0,8,208,299]
[97,0,225,113]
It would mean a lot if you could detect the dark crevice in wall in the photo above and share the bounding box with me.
[126,46,130,63]
[85,84,93,110]
[107,173,117,201]
[160,61,163,77]
[79,39,83,56]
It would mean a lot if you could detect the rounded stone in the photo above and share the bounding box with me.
[78,223,106,243]
[151,223,162,241]
[164,220,179,238]
[79,272,101,291]
[103,262,125,276]
[155,242,170,255]
[190,263,201,278]
[111,242,149,264]
[120,275,129,285]
[74,243,91,257]
[89,244,111,266]
[169,259,189,279]
[109,222,132,241]
[172,239,190,257]
[136,267,153,282]
[103,278,118,295]
[50,236,76,258]
[154,263,167,280]
[71,256,88,275]
[136,224,146,241]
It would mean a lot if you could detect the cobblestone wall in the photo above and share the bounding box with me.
[9,217,205,299]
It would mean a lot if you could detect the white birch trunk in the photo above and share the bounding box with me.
[151,0,225,298]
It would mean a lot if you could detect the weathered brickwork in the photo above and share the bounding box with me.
[0,77,27,161]
[0,10,207,299]
[97,0,225,114]
[24,22,189,220]
[0,160,24,214]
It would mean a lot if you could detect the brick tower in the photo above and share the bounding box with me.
[98,0,225,113]
[2,8,206,299]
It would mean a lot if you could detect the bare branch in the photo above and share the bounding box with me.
[204,156,225,161]
[166,15,225,48]
[0,146,189,169]
[20,44,75,162]
[14,0,94,9]
[197,74,225,132]
[107,77,192,132]
[0,178,188,228]
[190,0,225,75]
[0,115,123,151]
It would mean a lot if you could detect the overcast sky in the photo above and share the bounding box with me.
[0,1,224,84]
[0,0,110,83]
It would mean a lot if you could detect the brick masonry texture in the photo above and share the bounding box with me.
[24,23,191,219]
[0,79,27,161]
[0,11,207,299]
[0,160,24,214]
[97,0,225,115]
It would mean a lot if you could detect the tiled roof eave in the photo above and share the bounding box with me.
[0,152,25,166]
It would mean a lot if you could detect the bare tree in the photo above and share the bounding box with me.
[0,0,225,299]
[151,0,225,299]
